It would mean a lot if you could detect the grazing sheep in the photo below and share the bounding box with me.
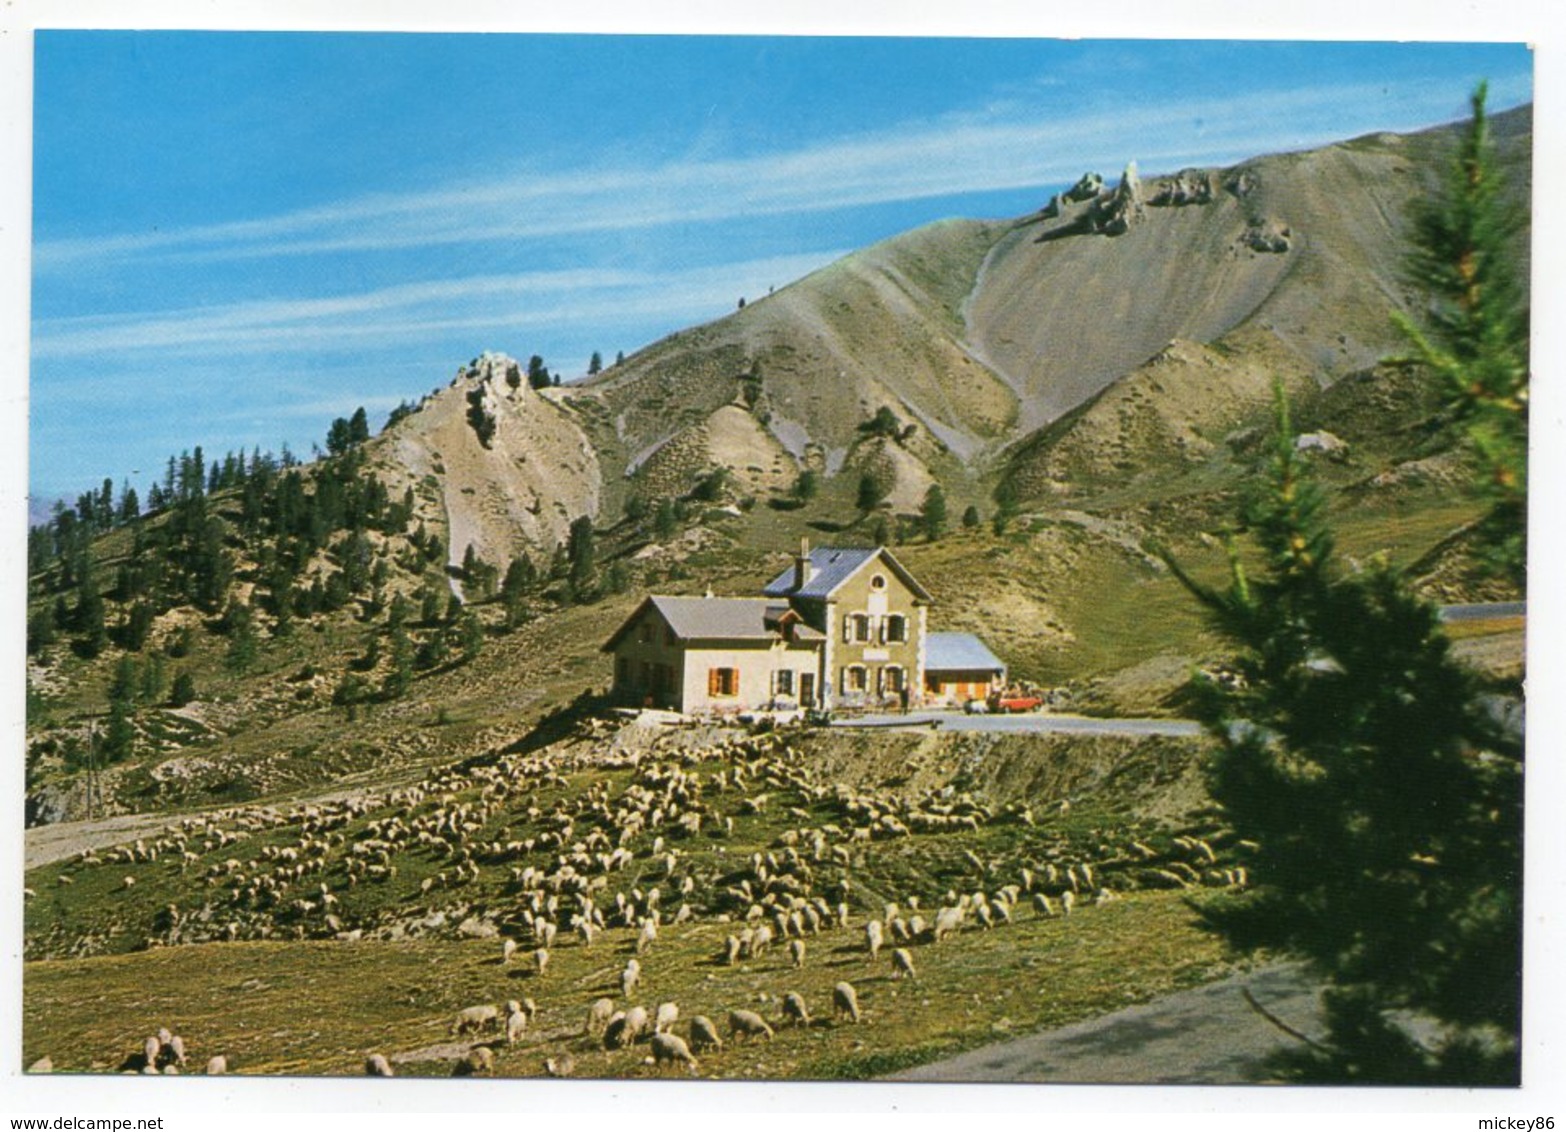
[832,982,861,1024]
[624,1005,650,1041]
[505,1002,528,1044]
[364,1053,393,1077]
[932,906,964,942]
[501,938,518,965]
[534,947,550,977]
[891,948,917,980]
[781,992,811,1028]
[585,997,616,1036]
[648,1032,699,1075]
[654,1001,679,1034]
[1061,890,1076,916]
[453,1047,494,1077]
[864,919,884,959]
[908,913,927,939]
[1032,893,1056,917]
[621,959,641,998]
[143,1036,160,1068]
[727,1009,775,1042]
[688,1015,724,1053]
[789,938,806,968]
[545,1053,575,1078]
[450,1004,500,1036]
[724,935,743,966]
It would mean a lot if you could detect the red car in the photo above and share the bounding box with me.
[989,691,1044,713]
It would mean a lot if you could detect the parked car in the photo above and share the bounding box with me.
[989,690,1044,713]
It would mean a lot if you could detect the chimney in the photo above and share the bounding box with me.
[794,537,814,591]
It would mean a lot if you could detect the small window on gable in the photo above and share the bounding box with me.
[870,574,887,590]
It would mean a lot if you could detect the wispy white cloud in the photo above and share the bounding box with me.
[35,72,1530,271]
[31,250,847,360]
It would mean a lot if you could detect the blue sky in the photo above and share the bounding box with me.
[28,33,1532,506]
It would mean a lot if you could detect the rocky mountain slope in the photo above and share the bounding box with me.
[369,106,1529,566]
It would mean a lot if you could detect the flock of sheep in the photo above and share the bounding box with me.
[27,719,1248,1077]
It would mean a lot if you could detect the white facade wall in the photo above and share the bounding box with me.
[679,642,821,714]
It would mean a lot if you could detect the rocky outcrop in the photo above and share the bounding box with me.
[1090,162,1146,237]
[1064,172,1104,203]
[1239,218,1292,254]
[1149,169,1214,207]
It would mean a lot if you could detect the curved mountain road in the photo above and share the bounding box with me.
[887,962,1323,1084]
[830,712,1203,738]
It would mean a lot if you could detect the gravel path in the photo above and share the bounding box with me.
[887,963,1323,1084]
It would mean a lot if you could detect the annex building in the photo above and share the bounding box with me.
[602,542,1006,714]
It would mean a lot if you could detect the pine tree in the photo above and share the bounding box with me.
[588,350,603,376]
[169,671,197,707]
[1161,386,1522,1084]
[921,484,947,541]
[1394,83,1528,586]
[567,516,597,599]
[654,499,677,541]
[856,472,885,514]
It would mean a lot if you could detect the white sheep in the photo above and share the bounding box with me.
[505,1001,528,1044]
[1061,890,1076,916]
[454,1046,494,1077]
[891,947,917,980]
[501,938,518,965]
[534,947,550,977]
[727,1009,775,1042]
[621,958,641,997]
[932,906,964,942]
[864,919,884,958]
[654,1001,679,1034]
[832,982,862,1024]
[364,1053,392,1077]
[450,1004,499,1036]
[648,1032,699,1076]
[637,920,658,955]
[544,1053,575,1078]
[585,997,616,1036]
[688,1015,724,1052]
[789,938,806,968]
[781,992,811,1028]
[1033,893,1056,917]
[624,1005,650,1041]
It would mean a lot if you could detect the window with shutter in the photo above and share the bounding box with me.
[843,615,852,642]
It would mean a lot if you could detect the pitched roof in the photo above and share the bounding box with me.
[925,632,1006,673]
[602,596,817,651]
[762,546,933,601]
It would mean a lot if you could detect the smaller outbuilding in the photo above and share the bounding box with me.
[923,632,1007,707]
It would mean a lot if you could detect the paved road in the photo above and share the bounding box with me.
[888,963,1322,1085]
[1440,601,1526,622]
[830,712,1203,738]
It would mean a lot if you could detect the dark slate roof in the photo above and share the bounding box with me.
[925,632,1006,673]
[762,546,933,601]
[602,596,819,650]
[653,596,784,640]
